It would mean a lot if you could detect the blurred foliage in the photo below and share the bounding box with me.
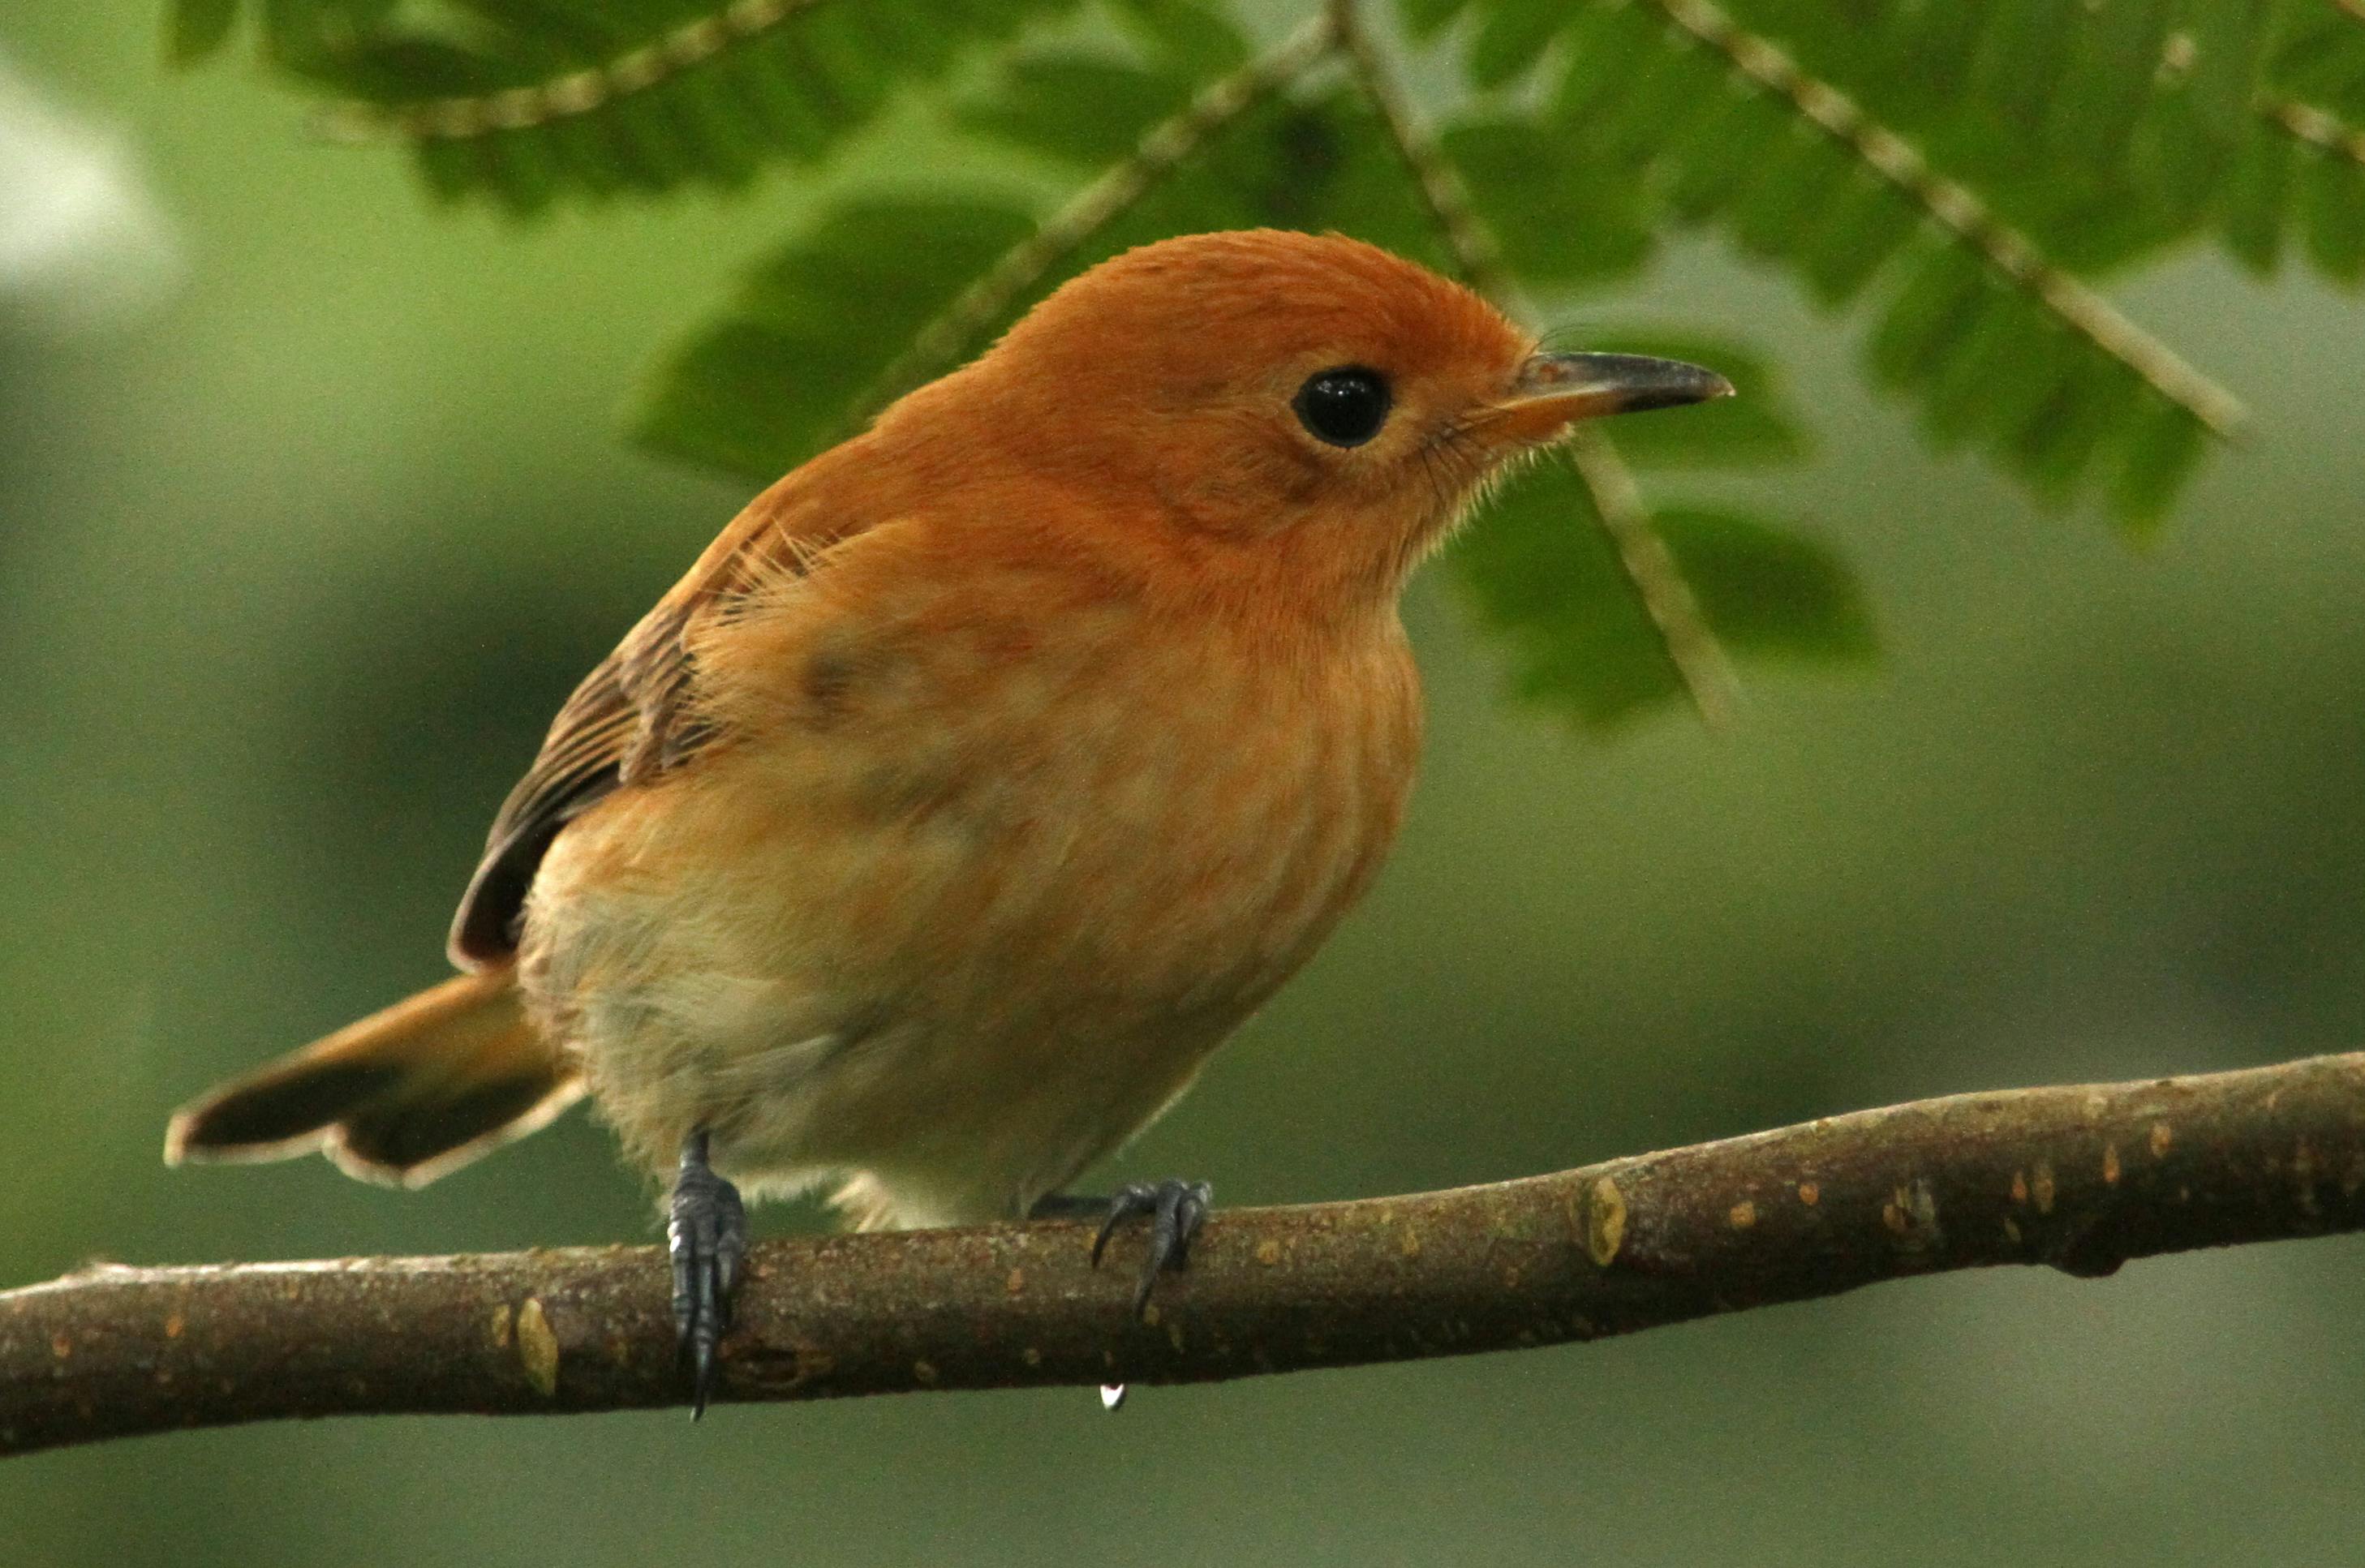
[6,2,2365,1564]
[160,0,2365,732]
[1458,469,1872,727]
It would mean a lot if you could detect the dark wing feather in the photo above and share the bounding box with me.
[447,491,848,967]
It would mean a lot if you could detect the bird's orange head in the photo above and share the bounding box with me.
[869,229,1730,614]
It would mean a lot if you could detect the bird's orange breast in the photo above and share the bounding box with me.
[518,513,1423,1222]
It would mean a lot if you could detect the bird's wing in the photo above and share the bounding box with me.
[448,488,854,966]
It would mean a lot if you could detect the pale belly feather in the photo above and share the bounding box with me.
[520,592,1418,1229]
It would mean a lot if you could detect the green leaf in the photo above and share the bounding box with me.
[2299,144,2365,284]
[1468,0,1574,91]
[1111,0,1249,79]
[1797,173,1925,307]
[2267,13,2365,118]
[634,32,1439,481]
[414,136,482,206]
[168,0,240,65]
[1661,508,1877,664]
[2042,0,2172,166]
[1400,0,1482,41]
[1939,309,2079,458]
[1585,25,1723,161]
[256,0,1091,208]
[464,117,564,216]
[1552,1,1679,129]
[2180,0,2273,140]
[2006,352,2138,506]
[1662,88,1788,223]
[951,2,1433,260]
[1451,462,1682,728]
[1442,115,1654,286]
[1963,0,2080,133]
[1914,276,2033,452]
[633,196,1041,481]
[1850,2,1970,113]
[958,54,1195,168]
[1451,464,1869,732]
[1728,129,1853,263]
[2108,390,2210,533]
[1866,243,1987,390]
[2221,122,2294,273]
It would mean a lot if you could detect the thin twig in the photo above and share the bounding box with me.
[7,1050,2363,1457]
[1332,0,1740,728]
[2167,24,2365,169]
[1329,0,1515,303]
[2264,99,2365,167]
[312,0,832,143]
[849,11,1343,419]
[1642,0,2247,437]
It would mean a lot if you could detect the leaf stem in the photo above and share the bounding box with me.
[2264,99,2365,167]
[310,0,832,143]
[1559,433,1740,728]
[1327,0,1512,302]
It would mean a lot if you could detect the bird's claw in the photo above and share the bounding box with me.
[668,1130,746,1419]
[1090,1178,1212,1319]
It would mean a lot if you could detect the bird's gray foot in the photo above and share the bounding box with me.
[668,1128,746,1419]
[1033,1179,1212,1319]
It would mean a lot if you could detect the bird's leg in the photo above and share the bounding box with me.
[667,1128,746,1419]
[1031,1179,1213,1319]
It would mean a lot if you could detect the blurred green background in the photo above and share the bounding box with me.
[5,3,2364,1565]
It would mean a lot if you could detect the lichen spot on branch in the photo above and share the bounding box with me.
[516,1299,560,1398]
[1584,1177,1628,1267]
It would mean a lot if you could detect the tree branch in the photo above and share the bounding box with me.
[7,1051,2363,1458]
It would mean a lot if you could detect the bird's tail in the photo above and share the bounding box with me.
[164,968,581,1188]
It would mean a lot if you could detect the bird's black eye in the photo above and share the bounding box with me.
[1292,367,1391,448]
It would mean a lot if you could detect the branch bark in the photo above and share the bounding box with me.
[8,1051,2363,1458]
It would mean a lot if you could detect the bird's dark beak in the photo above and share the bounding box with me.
[1486,351,1735,444]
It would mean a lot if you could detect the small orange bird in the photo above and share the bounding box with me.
[166,230,1727,1408]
